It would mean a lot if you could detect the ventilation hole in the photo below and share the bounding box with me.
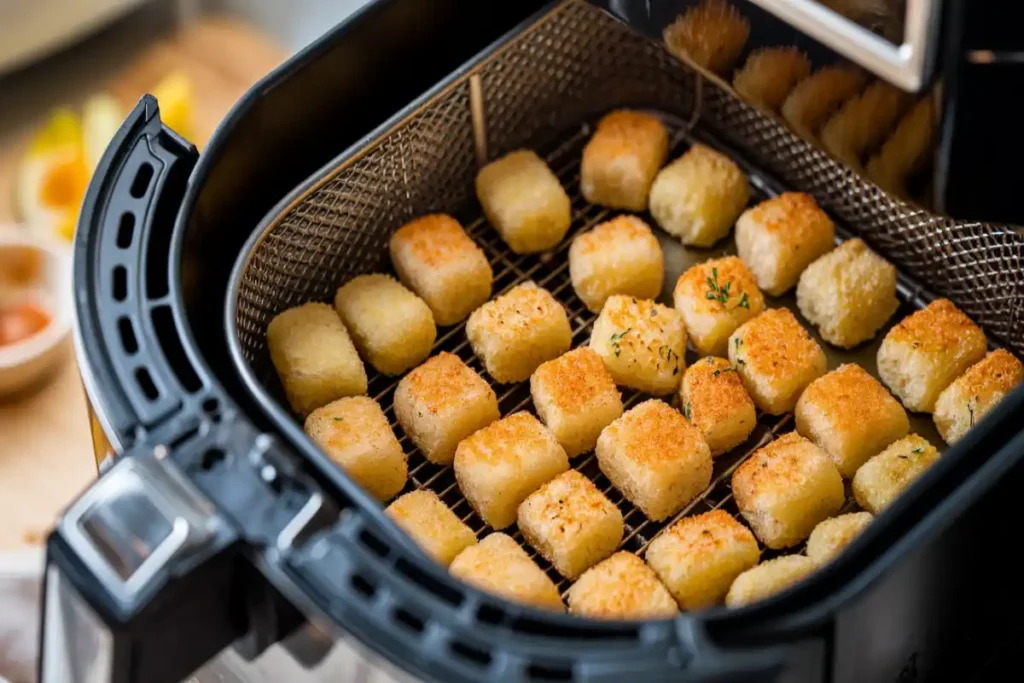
[359,529,390,558]
[202,397,219,414]
[395,557,463,607]
[526,663,573,682]
[169,426,200,451]
[130,163,154,198]
[152,306,202,393]
[117,317,138,354]
[450,641,492,667]
[112,266,128,302]
[394,608,425,634]
[116,212,135,248]
[135,367,159,401]
[351,573,376,599]
[477,604,504,626]
[200,448,226,471]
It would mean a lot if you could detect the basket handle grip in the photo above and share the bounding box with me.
[74,94,205,451]
[266,514,786,683]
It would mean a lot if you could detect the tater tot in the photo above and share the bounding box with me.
[389,214,492,326]
[877,299,986,413]
[334,274,436,375]
[266,302,367,416]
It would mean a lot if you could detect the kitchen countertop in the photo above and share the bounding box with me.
[0,4,286,550]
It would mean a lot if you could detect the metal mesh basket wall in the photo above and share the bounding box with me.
[234,0,1024,378]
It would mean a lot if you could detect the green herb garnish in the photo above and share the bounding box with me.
[738,292,750,309]
[911,447,924,454]
[682,402,692,420]
[333,417,344,422]
[610,328,631,357]
[705,267,735,305]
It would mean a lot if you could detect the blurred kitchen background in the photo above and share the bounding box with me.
[0,5,388,680]
[0,0,371,552]
[0,0,373,229]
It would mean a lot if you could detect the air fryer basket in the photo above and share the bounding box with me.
[230,0,1023,613]
[232,0,1024,358]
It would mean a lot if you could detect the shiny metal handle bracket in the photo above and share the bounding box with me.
[747,0,940,91]
[58,449,223,608]
[41,449,232,683]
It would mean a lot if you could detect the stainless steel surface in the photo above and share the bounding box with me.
[58,448,223,608]
[41,564,114,683]
[747,0,939,91]
[191,638,408,683]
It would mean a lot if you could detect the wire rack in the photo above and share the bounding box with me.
[352,123,861,596]
[225,0,985,603]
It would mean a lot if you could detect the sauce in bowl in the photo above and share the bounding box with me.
[0,301,51,347]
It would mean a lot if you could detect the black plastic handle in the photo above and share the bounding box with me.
[74,94,216,453]
[38,419,317,683]
[46,94,304,683]
[258,509,785,683]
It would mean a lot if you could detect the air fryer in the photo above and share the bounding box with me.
[42,1,1024,682]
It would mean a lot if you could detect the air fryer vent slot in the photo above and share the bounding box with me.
[394,557,463,608]
[130,162,154,198]
[358,529,390,559]
[351,573,377,599]
[526,663,573,682]
[112,266,128,302]
[450,641,493,667]
[117,317,138,355]
[393,607,426,634]
[117,212,135,248]
[135,367,159,401]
